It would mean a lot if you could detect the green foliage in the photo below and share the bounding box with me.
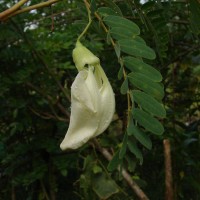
[78,155,120,200]
[129,125,152,150]
[139,1,170,60]
[189,0,200,35]
[132,90,166,118]
[0,0,200,199]
[123,56,162,82]
[119,39,156,59]
[132,108,164,135]
[104,15,140,36]
[103,12,165,173]
[128,72,164,99]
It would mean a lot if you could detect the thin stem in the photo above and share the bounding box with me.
[123,67,131,121]
[85,1,131,123]
[77,0,92,42]
[10,19,71,103]
[26,82,70,118]
[91,4,132,122]
[92,139,149,200]
[91,143,127,196]
[40,180,51,200]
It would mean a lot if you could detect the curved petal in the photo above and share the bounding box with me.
[94,64,115,136]
[60,69,100,150]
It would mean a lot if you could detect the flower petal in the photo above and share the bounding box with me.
[60,70,100,150]
[94,64,115,136]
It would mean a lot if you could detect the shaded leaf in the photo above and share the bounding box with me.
[114,42,120,58]
[97,7,119,17]
[128,72,164,100]
[120,78,128,94]
[123,56,162,82]
[147,9,164,18]
[132,90,166,117]
[93,165,102,174]
[104,0,123,16]
[134,36,146,45]
[118,39,156,60]
[92,173,119,199]
[107,150,121,171]
[126,155,137,172]
[104,16,140,35]
[131,125,152,150]
[110,27,139,40]
[190,0,200,35]
[90,0,97,13]
[127,114,135,136]
[141,1,155,11]
[127,139,143,164]
[118,65,123,80]
[132,108,164,135]
[119,133,128,159]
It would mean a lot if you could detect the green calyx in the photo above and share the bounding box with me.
[72,41,100,71]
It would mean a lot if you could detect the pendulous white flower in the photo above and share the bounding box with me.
[60,42,115,150]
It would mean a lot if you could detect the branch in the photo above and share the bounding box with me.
[0,0,61,21]
[0,0,28,20]
[40,180,51,200]
[29,106,67,121]
[9,19,71,103]
[163,139,174,200]
[26,82,70,118]
[92,139,149,200]
[85,0,132,120]
[164,44,200,68]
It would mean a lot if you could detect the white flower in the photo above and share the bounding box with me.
[60,42,115,150]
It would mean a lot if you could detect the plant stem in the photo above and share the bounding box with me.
[77,0,92,42]
[92,139,149,200]
[84,0,132,122]
[0,0,28,20]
